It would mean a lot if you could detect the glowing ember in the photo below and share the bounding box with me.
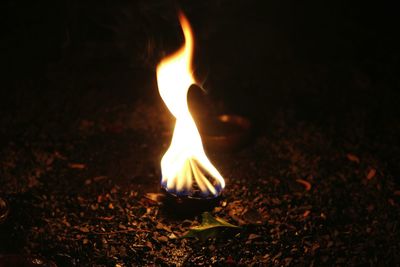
[156,12,225,198]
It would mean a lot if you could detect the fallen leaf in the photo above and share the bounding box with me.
[156,222,172,232]
[182,212,239,240]
[367,168,376,180]
[157,236,168,242]
[248,234,260,240]
[93,176,108,182]
[168,233,177,239]
[77,226,90,233]
[347,153,360,163]
[303,210,311,217]
[143,193,165,205]
[98,216,114,221]
[69,163,86,169]
[227,200,247,225]
[296,179,312,191]
[146,241,153,250]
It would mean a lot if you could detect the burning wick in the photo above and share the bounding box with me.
[156,12,225,199]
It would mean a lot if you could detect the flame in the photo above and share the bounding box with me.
[156,12,225,198]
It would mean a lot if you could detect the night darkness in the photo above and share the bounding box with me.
[1,1,399,266]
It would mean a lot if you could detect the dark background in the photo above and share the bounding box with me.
[1,1,399,121]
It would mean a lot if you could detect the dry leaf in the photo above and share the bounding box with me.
[367,168,376,180]
[296,179,312,191]
[347,154,360,163]
[248,234,261,240]
[182,212,240,240]
[69,163,86,169]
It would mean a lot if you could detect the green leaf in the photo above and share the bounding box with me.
[181,212,240,240]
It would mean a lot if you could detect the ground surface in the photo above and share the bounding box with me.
[1,1,400,266]
[1,101,399,266]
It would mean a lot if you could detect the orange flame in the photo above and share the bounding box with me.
[156,12,225,197]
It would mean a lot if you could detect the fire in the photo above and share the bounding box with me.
[156,12,225,198]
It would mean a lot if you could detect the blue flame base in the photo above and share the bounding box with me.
[161,181,222,200]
